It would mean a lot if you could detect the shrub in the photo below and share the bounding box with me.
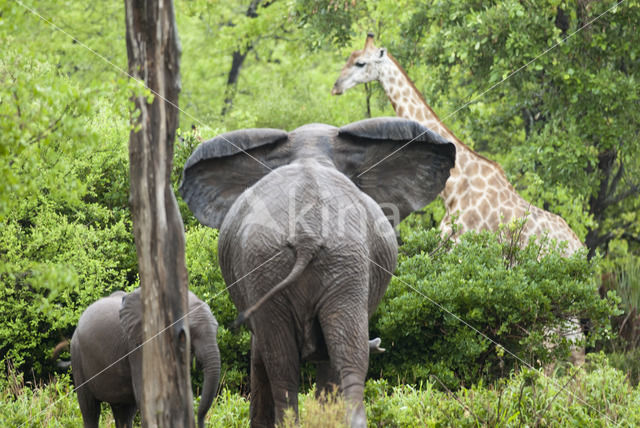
[0,48,137,379]
[606,348,640,387]
[0,206,136,378]
[369,228,618,389]
[364,355,640,427]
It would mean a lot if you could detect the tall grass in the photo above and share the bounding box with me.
[603,256,640,384]
[0,360,97,427]
[3,355,640,427]
[615,256,640,317]
[280,387,349,428]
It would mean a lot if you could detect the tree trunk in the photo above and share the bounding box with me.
[221,50,250,116]
[585,148,618,259]
[221,0,262,116]
[124,1,194,427]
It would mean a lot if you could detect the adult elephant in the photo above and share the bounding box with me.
[180,117,455,428]
[70,289,220,428]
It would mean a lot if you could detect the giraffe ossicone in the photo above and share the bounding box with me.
[332,33,583,256]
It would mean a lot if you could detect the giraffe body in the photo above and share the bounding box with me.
[332,34,583,255]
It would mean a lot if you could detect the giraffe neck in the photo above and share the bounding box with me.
[376,55,475,208]
[378,55,453,140]
[370,55,582,252]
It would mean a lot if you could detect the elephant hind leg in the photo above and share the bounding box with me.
[72,357,101,428]
[111,403,137,428]
[250,337,275,428]
[315,361,339,400]
[75,386,101,428]
[251,322,301,427]
[318,300,369,428]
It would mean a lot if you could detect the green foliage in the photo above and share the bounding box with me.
[607,348,640,387]
[0,16,136,377]
[612,256,640,316]
[4,359,640,427]
[0,207,135,377]
[201,388,250,428]
[600,255,640,352]
[0,0,637,418]
[0,368,85,427]
[295,0,369,49]
[369,228,617,389]
[0,48,93,220]
[364,355,640,427]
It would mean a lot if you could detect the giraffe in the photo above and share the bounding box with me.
[332,34,586,366]
[332,33,583,256]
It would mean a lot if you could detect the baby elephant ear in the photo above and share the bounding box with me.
[119,288,143,348]
[336,117,455,224]
[179,128,289,229]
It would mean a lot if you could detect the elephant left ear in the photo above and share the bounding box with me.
[179,128,290,229]
[119,288,143,347]
[334,117,456,223]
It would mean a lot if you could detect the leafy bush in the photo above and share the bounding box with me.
[0,209,135,377]
[607,348,640,387]
[369,228,618,389]
[600,256,640,384]
[0,47,137,379]
[364,354,640,427]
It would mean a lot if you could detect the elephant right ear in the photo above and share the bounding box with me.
[119,288,143,347]
[179,128,290,229]
[334,117,456,224]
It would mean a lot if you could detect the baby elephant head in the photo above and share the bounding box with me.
[120,289,220,428]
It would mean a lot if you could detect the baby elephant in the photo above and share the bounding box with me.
[71,289,220,428]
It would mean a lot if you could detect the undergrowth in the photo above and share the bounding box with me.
[3,354,640,427]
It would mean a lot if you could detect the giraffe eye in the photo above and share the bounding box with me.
[354,61,366,68]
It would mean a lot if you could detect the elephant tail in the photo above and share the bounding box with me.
[51,339,72,370]
[233,248,315,328]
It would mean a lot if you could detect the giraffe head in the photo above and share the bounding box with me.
[331,33,388,95]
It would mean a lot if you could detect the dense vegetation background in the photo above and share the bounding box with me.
[1,0,639,425]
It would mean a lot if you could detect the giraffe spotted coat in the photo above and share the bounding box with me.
[332,34,583,256]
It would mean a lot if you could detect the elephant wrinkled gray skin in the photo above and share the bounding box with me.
[180,117,455,428]
[70,289,220,428]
